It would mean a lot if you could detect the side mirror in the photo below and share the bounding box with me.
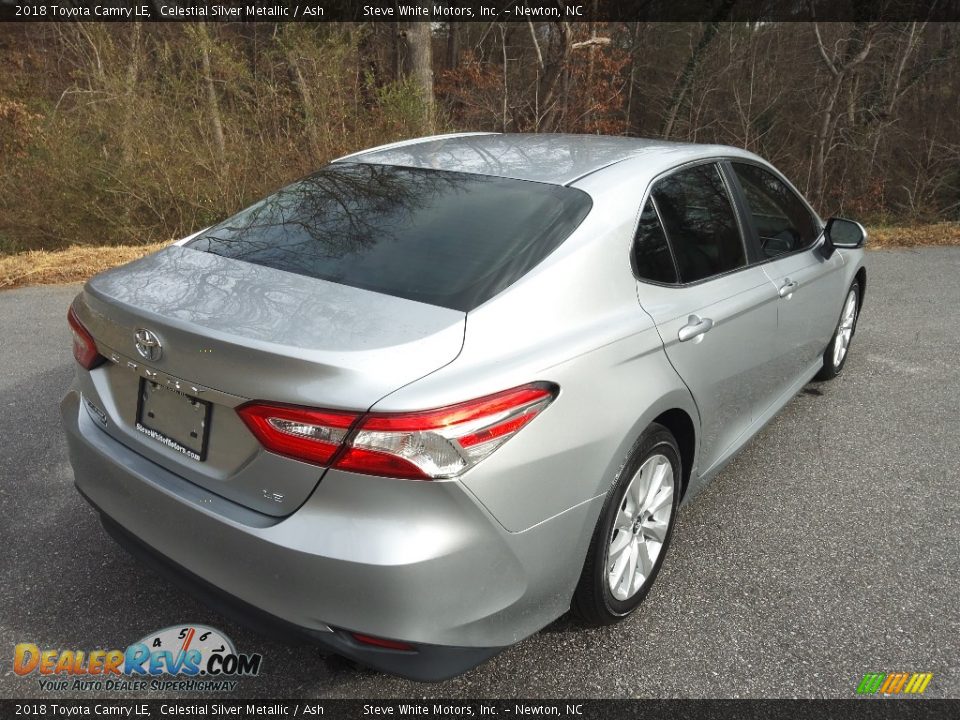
[821,217,867,258]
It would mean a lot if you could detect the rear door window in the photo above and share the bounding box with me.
[651,164,747,283]
[188,163,592,312]
[632,198,678,284]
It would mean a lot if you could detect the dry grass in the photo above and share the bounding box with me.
[868,222,960,248]
[0,242,168,290]
[0,223,958,292]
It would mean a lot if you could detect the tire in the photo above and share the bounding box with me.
[815,281,861,381]
[571,423,681,626]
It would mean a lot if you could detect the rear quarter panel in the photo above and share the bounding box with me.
[371,175,699,533]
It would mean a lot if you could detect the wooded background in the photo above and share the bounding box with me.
[1,20,958,253]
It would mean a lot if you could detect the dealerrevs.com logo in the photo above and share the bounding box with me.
[14,625,262,692]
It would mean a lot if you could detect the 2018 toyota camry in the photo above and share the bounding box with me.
[61,133,866,681]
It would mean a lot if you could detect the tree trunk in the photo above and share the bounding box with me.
[287,49,320,161]
[446,21,460,70]
[661,17,727,139]
[811,22,875,204]
[121,23,142,168]
[539,22,572,132]
[868,21,926,174]
[814,79,842,207]
[197,24,226,165]
[624,22,640,134]
[404,18,434,132]
[584,9,597,131]
[500,24,509,131]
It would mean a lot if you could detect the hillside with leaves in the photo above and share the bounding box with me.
[1,21,958,255]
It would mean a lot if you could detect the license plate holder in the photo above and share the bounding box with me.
[136,378,211,461]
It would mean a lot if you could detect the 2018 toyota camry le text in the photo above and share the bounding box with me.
[61,133,867,681]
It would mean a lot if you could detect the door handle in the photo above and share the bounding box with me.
[778,280,798,298]
[678,315,714,342]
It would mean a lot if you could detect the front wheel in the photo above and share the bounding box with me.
[815,282,860,381]
[571,423,681,626]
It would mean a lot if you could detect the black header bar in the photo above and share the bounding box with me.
[2,0,960,23]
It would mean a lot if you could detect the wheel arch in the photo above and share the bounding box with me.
[854,266,867,311]
[651,408,696,501]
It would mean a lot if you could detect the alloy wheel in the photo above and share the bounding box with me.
[606,454,674,601]
[833,289,858,367]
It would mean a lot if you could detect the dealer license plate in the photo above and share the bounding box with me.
[135,378,211,461]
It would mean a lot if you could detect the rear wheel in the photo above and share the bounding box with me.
[572,423,681,626]
[815,282,860,381]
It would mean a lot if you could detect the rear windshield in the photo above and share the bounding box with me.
[187,163,592,312]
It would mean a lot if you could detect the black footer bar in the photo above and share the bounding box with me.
[3,699,959,720]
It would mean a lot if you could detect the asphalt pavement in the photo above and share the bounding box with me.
[1,248,957,699]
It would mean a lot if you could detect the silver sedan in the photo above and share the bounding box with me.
[61,133,866,680]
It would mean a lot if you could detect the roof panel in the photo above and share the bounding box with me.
[338,133,731,185]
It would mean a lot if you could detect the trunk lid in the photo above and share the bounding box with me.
[75,246,465,516]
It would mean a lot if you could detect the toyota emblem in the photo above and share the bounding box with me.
[134,328,163,362]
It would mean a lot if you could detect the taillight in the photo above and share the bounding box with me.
[236,383,557,480]
[235,403,359,466]
[339,383,557,479]
[67,307,105,370]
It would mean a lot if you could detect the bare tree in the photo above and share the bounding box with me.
[403,17,434,132]
[538,21,573,132]
[286,47,320,162]
[446,20,460,71]
[661,0,736,139]
[120,23,142,168]
[811,21,876,203]
[4,20,960,255]
[196,23,226,165]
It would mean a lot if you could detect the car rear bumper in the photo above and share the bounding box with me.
[61,389,602,679]
[92,507,499,681]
